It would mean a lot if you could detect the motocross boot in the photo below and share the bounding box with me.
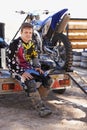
[24,79,52,117]
[29,90,52,117]
[37,76,53,100]
[38,85,50,100]
[37,102,52,117]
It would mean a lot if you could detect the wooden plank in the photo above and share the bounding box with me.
[67,29,87,33]
[70,39,87,42]
[72,44,87,49]
[68,25,87,29]
[70,18,87,22]
[69,35,87,39]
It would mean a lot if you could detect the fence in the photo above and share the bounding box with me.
[66,18,87,49]
[66,18,87,68]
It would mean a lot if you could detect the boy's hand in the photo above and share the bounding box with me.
[35,68,44,74]
[22,72,33,80]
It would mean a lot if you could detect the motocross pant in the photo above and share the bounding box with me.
[24,69,53,90]
[15,69,52,117]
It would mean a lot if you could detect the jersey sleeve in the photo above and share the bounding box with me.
[6,40,25,74]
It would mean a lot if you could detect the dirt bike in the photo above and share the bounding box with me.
[14,9,73,71]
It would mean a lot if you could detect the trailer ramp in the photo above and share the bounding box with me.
[68,71,87,95]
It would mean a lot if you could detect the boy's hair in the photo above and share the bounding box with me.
[21,22,33,32]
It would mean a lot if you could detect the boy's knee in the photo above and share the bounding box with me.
[24,79,37,93]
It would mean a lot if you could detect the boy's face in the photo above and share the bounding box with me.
[21,27,33,43]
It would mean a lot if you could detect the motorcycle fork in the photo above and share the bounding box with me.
[46,27,54,39]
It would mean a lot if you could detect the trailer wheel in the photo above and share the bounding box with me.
[52,88,66,94]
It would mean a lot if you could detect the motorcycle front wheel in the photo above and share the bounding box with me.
[52,33,73,71]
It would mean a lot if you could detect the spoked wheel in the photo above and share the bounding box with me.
[52,33,73,71]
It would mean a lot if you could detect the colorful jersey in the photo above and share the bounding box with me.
[6,37,39,74]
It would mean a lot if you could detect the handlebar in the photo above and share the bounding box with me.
[15,10,49,16]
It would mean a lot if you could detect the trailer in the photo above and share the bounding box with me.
[0,68,72,95]
[0,48,87,96]
[0,48,72,95]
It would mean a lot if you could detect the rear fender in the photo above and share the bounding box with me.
[56,13,70,33]
[51,8,68,30]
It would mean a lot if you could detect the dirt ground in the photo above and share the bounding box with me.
[0,67,87,130]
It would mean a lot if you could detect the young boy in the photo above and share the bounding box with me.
[7,22,52,117]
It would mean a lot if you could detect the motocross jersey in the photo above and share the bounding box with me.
[7,37,40,75]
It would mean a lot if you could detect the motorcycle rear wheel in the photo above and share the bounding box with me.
[52,33,73,71]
